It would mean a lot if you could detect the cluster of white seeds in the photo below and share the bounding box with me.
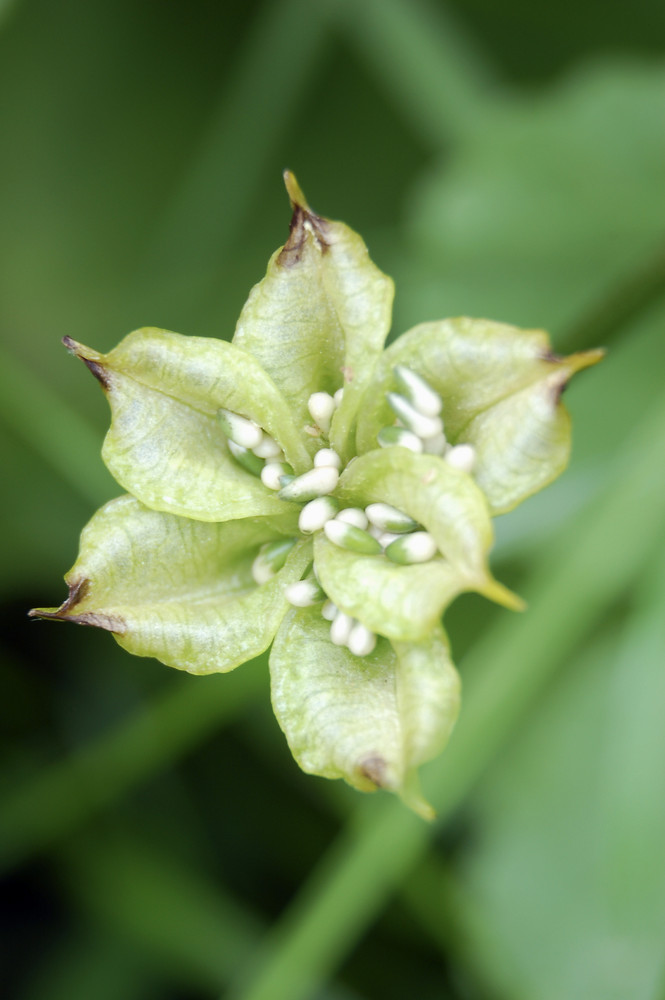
[222,368,477,657]
[378,365,476,474]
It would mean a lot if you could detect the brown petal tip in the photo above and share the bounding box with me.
[62,337,110,389]
[29,578,126,634]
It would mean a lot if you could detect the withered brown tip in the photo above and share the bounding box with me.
[29,578,126,634]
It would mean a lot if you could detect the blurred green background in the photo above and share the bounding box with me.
[1,0,664,997]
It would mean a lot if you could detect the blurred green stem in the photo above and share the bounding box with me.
[146,0,334,281]
[334,0,493,145]
[0,344,111,506]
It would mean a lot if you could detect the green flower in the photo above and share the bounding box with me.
[31,173,602,817]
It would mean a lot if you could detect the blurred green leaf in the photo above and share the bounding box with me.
[458,554,665,1000]
[399,61,665,332]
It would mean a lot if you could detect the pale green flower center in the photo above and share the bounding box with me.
[224,367,476,657]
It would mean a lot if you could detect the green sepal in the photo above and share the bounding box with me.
[30,496,311,674]
[232,173,394,463]
[355,318,603,513]
[336,447,523,610]
[314,534,466,641]
[269,607,460,818]
[65,329,311,522]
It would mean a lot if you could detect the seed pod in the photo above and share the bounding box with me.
[285,578,326,607]
[386,393,443,440]
[335,507,369,530]
[393,365,443,417]
[313,447,342,470]
[445,443,476,473]
[330,610,354,646]
[385,531,438,565]
[278,466,339,502]
[347,622,377,657]
[365,502,419,533]
[217,408,263,450]
[377,425,423,453]
[298,496,339,533]
[324,519,382,555]
[227,440,264,477]
[307,391,336,434]
[251,537,298,583]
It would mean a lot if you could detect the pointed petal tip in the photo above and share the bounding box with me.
[400,770,436,821]
[283,170,310,212]
[479,575,527,612]
[28,605,59,620]
[566,346,606,375]
[62,336,100,361]
[62,337,109,388]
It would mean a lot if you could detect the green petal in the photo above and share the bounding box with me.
[269,608,460,818]
[355,318,603,513]
[392,630,461,817]
[314,534,465,641]
[336,447,522,609]
[65,329,310,521]
[31,495,311,674]
[232,174,394,462]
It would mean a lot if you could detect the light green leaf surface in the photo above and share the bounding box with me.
[32,496,310,674]
[233,174,394,461]
[392,630,460,772]
[336,447,521,608]
[270,607,460,816]
[356,318,602,513]
[66,329,311,521]
[313,534,466,641]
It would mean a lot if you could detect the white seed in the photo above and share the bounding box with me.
[298,496,339,533]
[386,393,443,440]
[385,531,438,565]
[313,447,342,470]
[365,502,418,533]
[422,431,448,456]
[285,579,324,607]
[367,524,384,541]
[335,507,368,530]
[347,622,377,657]
[393,365,443,417]
[252,435,283,459]
[279,466,339,502]
[321,600,338,621]
[377,425,423,453]
[217,408,264,450]
[251,556,274,585]
[308,392,336,434]
[261,462,287,491]
[445,443,476,473]
[333,388,344,406]
[323,519,382,555]
[330,610,354,646]
[378,531,403,548]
